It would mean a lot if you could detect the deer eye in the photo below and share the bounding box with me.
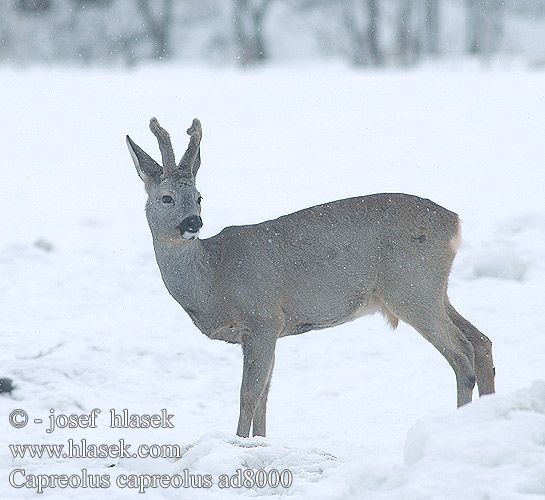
[197,196,203,205]
[161,195,174,204]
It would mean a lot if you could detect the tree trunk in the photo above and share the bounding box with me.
[397,0,414,65]
[366,0,382,65]
[424,0,439,56]
[233,0,271,65]
[252,3,268,61]
[466,0,483,54]
[137,0,173,60]
[345,0,382,66]
[466,0,503,56]
[489,0,504,54]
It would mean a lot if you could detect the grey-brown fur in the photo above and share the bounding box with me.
[126,118,495,438]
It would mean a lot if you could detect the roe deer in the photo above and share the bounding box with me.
[127,118,495,438]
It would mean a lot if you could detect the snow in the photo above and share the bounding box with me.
[1,62,544,499]
[403,381,545,499]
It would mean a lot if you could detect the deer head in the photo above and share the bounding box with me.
[127,118,203,242]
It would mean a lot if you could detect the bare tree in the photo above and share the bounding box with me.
[489,0,505,54]
[16,0,51,13]
[137,0,174,60]
[396,0,441,63]
[397,0,418,65]
[344,0,382,66]
[366,0,381,64]
[2,0,541,66]
[233,0,272,65]
[466,0,484,54]
[466,0,504,56]
[423,0,439,56]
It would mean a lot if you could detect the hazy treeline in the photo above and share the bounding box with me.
[2,0,545,66]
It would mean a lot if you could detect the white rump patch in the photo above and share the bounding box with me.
[450,216,463,255]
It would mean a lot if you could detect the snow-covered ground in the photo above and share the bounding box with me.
[1,62,544,499]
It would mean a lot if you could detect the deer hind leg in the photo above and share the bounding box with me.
[414,310,476,407]
[387,293,476,407]
[236,331,277,438]
[252,353,275,437]
[444,297,495,397]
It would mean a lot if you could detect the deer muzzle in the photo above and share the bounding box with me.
[177,215,203,240]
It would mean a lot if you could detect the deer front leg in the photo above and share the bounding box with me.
[236,331,277,438]
[252,353,275,437]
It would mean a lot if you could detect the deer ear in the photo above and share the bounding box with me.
[126,135,162,183]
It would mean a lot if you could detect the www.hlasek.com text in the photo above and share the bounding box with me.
[10,438,184,459]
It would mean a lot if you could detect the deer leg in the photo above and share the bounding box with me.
[390,293,476,407]
[444,297,495,396]
[252,353,275,437]
[413,311,476,407]
[236,332,277,438]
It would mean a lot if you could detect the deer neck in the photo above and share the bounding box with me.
[151,237,213,320]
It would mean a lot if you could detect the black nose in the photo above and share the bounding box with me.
[178,215,203,235]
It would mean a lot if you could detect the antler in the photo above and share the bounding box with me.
[149,118,177,176]
[179,118,202,178]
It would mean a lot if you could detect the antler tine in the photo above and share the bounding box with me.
[187,118,202,137]
[179,118,202,177]
[149,117,177,175]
